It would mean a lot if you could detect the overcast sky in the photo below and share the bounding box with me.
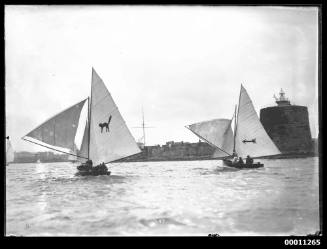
[5,5,319,152]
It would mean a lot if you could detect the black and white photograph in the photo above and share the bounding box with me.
[5,5,321,237]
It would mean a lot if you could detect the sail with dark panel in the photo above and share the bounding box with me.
[25,99,87,151]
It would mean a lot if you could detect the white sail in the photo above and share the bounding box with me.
[76,121,89,163]
[212,123,234,158]
[187,118,233,157]
[89,68,141,165]
[235,85,281,157]
[25,99,87,151]
[6,140,14,164]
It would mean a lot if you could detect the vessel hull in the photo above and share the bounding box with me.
[222,159,264,169]
[75,170,111,176]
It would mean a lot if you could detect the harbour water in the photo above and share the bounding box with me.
[6,157,319,236]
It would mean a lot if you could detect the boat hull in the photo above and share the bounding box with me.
[76,163,111,176]
[75,170,111,176]
[222,159,264,169]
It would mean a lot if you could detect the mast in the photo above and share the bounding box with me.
[132,107,155,147]
[87,69,93,160]
[233,84,242,155]
[87,96,90,160]
[233,104,237,154]
[142,108,145,146]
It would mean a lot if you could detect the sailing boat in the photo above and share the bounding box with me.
[23,68,141,176]
[6,137,14,166]
[132,108,155,149]
[186,85,281,169]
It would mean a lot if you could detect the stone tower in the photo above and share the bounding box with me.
[260,89,312,154]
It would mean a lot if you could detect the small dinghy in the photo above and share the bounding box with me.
[22,68,141,176]
[186,84,281,169]
[222,158,263,169]
[76,162,111,176]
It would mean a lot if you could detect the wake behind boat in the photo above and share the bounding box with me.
[186,84,281,169]
[22,68,141,176]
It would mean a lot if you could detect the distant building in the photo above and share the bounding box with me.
[117,141,216,162]
[260,89,313,154]
[14,151,70,163]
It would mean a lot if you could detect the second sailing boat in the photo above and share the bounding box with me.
[186,84,281,169]
[6,137,14,166]
[23,68,141,176]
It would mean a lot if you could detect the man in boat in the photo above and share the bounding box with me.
[232,156,239,164]
[94,162,108,172]
[246,155,253,165]
[231,152,239,164]
[101,162,108,171]
[238,157,244,165]
[77,159,93,171]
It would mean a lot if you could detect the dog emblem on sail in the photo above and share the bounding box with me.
[242,138,256,144]
[99,115,112,133]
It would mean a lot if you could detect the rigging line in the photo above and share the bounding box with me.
[233,85,243,153]
[22,137,88,159]
[88,69,93,160]
[104,151,143,165]
[87,97,90,160]
[104,162,124,168]
[185,126,232,157]
[233,104,237,153]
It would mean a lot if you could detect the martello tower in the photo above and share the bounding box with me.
[260,89,312,154]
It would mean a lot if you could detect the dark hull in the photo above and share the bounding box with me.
[76,163,111,176]
[223,159,264,169]
[76,170,111,176]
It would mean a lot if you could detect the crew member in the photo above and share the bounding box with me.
[246,155,253,165]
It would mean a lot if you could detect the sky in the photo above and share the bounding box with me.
[5,5,319,152]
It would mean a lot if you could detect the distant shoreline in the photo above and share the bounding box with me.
[113,152,318,163]
[9,154,318,165]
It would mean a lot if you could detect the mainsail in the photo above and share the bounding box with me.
[24,99,87,151]
[88,69,141,165]
[234,85,281,157]
[6,140,14,164]
[186,118,234,157]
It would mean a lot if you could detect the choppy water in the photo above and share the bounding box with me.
[6,157,320,236]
